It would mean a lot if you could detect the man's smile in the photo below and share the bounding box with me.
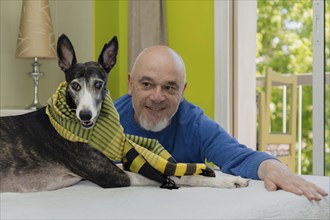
[145,105,166,112]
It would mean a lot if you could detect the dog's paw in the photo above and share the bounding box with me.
[219,176,250,188]
[232,176,250,188]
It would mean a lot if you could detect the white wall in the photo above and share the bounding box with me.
[0,0,94,109]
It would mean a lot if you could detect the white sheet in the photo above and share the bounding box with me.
[1,173,329,219]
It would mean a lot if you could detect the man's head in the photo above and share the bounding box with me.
[128,46,187,132]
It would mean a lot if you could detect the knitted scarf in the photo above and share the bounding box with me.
[46,82,214,187]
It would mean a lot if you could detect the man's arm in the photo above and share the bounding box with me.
[258,159,328,201]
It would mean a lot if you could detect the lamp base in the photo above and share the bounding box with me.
[27,103,43,110]
[26,57,44,110]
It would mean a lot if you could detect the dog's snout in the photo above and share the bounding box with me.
[79,110,92,121]
[78,110,95,129]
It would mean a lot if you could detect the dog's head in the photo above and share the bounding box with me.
[56,34,118,129]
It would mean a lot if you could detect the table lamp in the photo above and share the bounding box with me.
[16,0,56,110]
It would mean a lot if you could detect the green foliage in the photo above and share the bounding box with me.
[257,0,330,176]
[326,0,330,178]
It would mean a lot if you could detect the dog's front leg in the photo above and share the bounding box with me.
[171,175,250,188]
[59,144,131,188]
[122,168,249,188]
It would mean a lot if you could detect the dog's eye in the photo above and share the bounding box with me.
[95,81,103,90]
[71,82,81,91]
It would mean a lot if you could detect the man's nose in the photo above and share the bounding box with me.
[150,87,165,103]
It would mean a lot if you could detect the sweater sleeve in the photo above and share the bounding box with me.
[198,114,275,180]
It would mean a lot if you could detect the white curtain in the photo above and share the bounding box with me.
[128,0,168,70]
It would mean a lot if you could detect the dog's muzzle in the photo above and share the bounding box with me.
[79,110,95,129]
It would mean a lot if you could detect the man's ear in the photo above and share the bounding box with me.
[180,82,187,102]
[128,73,133,95]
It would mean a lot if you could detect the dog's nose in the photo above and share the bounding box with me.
[79,110,92,121]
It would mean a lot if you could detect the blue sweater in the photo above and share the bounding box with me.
[114,94,275,179]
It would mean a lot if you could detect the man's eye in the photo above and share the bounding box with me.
[165,85,176,92]
[71,82,81,91]
[165,86,173,90]
[142,82,151,88]
[95,81,103,89]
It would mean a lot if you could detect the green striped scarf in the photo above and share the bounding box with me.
[46,82,215,187]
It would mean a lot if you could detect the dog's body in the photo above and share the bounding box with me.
[0,35,249,192]
[1,108,131,192]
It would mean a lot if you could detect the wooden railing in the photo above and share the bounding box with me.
[256,72,329,174]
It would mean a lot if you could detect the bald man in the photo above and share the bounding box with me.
[115,46,328,200]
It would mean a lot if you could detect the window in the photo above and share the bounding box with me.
[214,0,328,176]
[256,0,328,175]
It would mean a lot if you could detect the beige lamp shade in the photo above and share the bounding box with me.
[16,0,56,59]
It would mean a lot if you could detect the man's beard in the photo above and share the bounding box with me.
[138,114,170,132]
[133,100,180,132]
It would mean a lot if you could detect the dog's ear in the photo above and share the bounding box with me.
[57,34,77,72]
[98,36,118,73]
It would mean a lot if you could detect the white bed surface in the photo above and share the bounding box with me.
[1,173,329,220]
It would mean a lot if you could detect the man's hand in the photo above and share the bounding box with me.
[258,159,328,201]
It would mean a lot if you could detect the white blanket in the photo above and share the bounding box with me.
[1,173,329,219]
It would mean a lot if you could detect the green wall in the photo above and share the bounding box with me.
[166,1,214,118]
[94,0,128,100]
[94,0,214,118]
